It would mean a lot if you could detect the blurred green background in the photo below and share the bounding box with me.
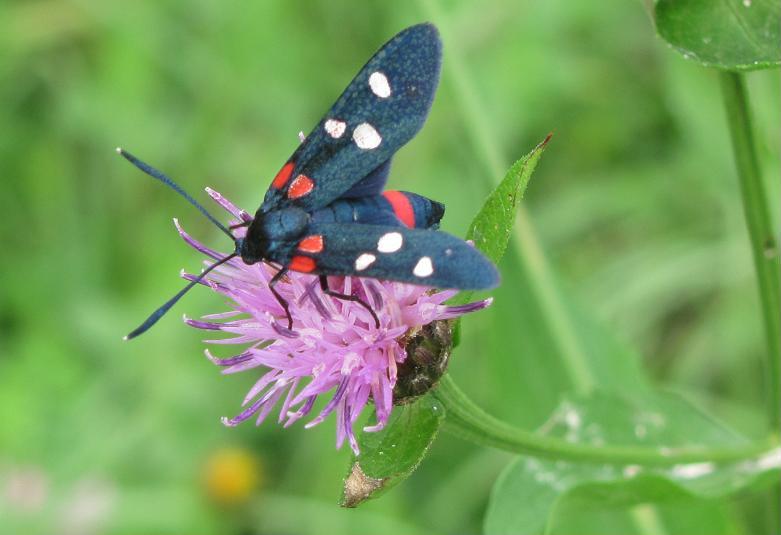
[1,0,778,534]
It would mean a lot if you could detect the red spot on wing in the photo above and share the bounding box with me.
[272,162,295,189]
[298,235,324,254]
[382,190,415,228]
[289,255,316,273]
[288,174,314,199]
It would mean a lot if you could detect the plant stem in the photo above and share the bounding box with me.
[434,374,779,467]
[719,72,781,430]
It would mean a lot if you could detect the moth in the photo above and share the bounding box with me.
[120,23,498,339]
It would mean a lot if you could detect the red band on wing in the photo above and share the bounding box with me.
[382,190,415,228]
[297,235,324,254]
[289,255,316,273]
[288,174,315,199]
[272,162,295,189]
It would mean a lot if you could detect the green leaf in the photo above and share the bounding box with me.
[341,395,444,507]
[655,0,781,71]
[467,135,551,265]
[451,135,551,309]
[484,389,780,535]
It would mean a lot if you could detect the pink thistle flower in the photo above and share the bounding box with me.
[178,189,492,454]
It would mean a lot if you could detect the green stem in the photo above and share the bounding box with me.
[719,72,781,430]
[434,374,779,466]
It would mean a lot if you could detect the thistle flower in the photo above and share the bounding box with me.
[178,189,492,454]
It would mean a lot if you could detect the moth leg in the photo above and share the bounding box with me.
[269,268,294,329]
[229,220,252,230]
[319,276,380,328]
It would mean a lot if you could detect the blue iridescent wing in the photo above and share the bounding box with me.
[308,191,444,229]
[260,23,441,213]
[341,160,392,198]
[300,223,499,290]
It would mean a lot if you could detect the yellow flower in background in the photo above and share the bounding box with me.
[202,447,261,507]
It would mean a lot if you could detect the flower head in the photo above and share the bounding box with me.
[178,189,491,454]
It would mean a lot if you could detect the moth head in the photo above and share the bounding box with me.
[239,212,268,265]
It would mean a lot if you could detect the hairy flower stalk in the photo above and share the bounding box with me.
[177,189,491,454]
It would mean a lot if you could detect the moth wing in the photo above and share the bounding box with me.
[260,24,441,213]
[306,223,499,290]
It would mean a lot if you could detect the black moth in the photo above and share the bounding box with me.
[120,23,498,339]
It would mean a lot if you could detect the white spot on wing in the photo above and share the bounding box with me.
[369,71,391,98]
[324,119,346,139]
[298,131,306,142]
[413,256,433,278]
[353,123,382,150]
[377,232,403,253]
[355,253,376,271]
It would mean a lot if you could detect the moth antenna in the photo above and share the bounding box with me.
[124,253,237,340]
[117,148,235,241]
